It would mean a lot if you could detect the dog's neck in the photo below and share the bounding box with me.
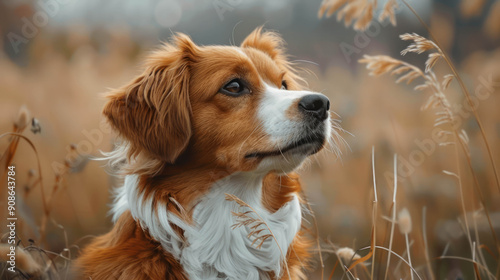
[112,171,302,280]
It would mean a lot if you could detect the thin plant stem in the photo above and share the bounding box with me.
[437,256,495,279]
[384,154,398,280]
[457,137,500,255]
[401,0,500,195]
[301,190,324,280]
[405,233,414,280]
[422,207,435,280]
[0,133,48,242]
[371,146,377,280]
[359,245,423,280]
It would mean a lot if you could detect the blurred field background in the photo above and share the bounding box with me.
[1,0,500,279]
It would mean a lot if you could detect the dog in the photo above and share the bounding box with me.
[76,27,333,280]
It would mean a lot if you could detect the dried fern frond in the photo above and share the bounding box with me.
[230,208,274,248]
[225,193,291,277]
[400,33,439,55]
[318,0,379,31]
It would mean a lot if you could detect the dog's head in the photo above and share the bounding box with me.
[104,27,332,175]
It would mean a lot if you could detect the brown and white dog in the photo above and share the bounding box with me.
[76,27,335,280]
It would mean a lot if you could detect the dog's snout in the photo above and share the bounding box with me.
[298,94,330,121]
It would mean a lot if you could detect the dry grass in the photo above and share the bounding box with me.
[225,193,291,280]
[318,0,398,30]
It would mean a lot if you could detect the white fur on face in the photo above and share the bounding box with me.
[255,84,331,173]
[258,85,311,143]
[112,173,302,280]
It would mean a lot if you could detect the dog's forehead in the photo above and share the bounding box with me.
[239,47,284,83]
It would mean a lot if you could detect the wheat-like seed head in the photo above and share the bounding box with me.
[353,2,374,31]
[319,0,399,31]
[441,74,455,90]
[425,53,442,73]
[318,0,380,31]
[336,247,361,265]
[397,208,413,235]
[14,105,31,132]
[400,33,439,55]
[359,34,458,133]
[379,0,398,26]
[359,55,424,84]
[318,0,349,18]
[400,33,445,74]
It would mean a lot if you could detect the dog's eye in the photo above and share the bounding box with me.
[220,79,251,96]
[281,80,288,90]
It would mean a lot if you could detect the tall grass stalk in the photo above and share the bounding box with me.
[383,154,398,280]
[301,190,325,280]
[422,207,435,280]
[0,132,48,242]
[370,146,377,280]
[401,0,500,195]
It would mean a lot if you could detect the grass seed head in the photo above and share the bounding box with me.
[379,0,398,26]
[336,247,361,265]
[398,208,413,235]
[400,33,438,56]
[15,105,31,132]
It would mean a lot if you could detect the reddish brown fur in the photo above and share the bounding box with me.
[76,27,314,279]
[75,212,188,279]
[263,173,313,280]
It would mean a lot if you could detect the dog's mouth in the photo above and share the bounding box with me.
[245,134,325,159]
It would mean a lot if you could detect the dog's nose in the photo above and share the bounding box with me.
[298,94,330,121]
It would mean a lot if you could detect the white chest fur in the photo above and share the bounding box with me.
[112,173,302,280]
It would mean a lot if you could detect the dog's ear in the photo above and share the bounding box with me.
[103,34,197,163]
[240,26,286,60]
